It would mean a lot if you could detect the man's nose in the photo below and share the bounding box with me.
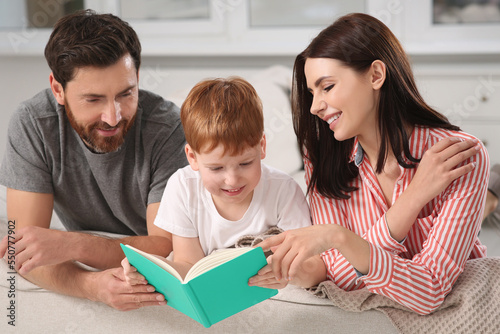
[101,101,122,127]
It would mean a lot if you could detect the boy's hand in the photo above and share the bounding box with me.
[89,267,166,311]
[121,257,148,286]
[248,255,289,289]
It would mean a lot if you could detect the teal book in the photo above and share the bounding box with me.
[120,244,278,328]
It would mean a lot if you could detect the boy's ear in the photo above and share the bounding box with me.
[185,144,199,171]
[370,60,386,90]
[49,72,65,105]
[260,134,266,159]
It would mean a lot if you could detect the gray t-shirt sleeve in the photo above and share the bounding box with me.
[134,94,187,206]
[0,103,53,193]
[147,120,187,205]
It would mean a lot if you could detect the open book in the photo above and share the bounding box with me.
[120,244,278,328]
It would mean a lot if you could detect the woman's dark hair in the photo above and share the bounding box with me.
[45,9,141,88]
[293,13,459,199]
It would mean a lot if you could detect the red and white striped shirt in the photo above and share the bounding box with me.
[306,126,488,315]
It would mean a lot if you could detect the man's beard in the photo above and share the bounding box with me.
[65,101,136,154]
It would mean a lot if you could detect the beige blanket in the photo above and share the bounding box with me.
[309,257,500,334]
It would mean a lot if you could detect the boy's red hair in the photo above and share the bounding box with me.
[181,77,264,155]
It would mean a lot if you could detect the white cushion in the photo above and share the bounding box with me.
[250,66,303,176]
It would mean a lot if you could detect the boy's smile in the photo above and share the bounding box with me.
[222,186,245,196]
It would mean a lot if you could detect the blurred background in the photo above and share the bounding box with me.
[0,0,499,163]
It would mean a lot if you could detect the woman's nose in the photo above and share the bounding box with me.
[310,98,326,116]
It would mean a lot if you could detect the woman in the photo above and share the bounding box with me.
[250,13,488,315]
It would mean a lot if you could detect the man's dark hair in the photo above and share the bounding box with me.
[44,9,141,88]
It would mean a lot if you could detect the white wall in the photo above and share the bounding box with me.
[0,56,50,160]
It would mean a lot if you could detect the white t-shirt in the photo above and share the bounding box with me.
[154,163,311,255]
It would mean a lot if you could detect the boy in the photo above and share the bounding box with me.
[122,77,311,288]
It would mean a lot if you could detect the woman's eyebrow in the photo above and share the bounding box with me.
[315,76,334,87]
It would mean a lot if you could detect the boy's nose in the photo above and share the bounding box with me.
[225,171,240,186]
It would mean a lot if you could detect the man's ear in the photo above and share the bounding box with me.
[49,73,65,105]
[260,133,266,159]
[185,144,199,171]
[370,60,386,90]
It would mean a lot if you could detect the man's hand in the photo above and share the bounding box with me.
[89,267,166,311]
[1,226,74,275]
[0,235,10,258]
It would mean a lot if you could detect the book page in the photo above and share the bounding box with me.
[184,247,252,282]
[124,245,183,281]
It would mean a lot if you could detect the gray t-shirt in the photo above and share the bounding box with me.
[0,88,187,236]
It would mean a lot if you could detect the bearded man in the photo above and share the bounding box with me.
[0,10,187,311]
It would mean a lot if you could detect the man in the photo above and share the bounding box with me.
[0,10,187,311]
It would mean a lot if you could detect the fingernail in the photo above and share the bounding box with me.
[156,295,165,301]
[147,286,155,292]
[158,301,167,305]
[475,144,480,150]
[472,162,477,168]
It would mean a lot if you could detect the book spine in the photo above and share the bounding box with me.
[184,283,211,328]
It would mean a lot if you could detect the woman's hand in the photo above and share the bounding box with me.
[254,225,338,282]
[387,136,481,241]
[409,137,480,208]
